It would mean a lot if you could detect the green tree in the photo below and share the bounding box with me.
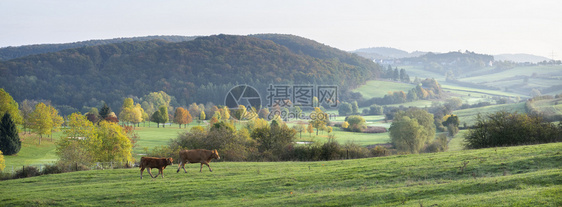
[151,105,169,128]
[345,115,366,132]
[29,103,53,145]
[99,103,112,121]
[369,104,383,115]
[389,108,436,153]
[0,88,23,125]
[351,101,359,115]
[338,102,352,116]
[0,113,21,155]
[389,116,425,154]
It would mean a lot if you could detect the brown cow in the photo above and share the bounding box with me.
[176,149,220,173]
[139,157,173,179]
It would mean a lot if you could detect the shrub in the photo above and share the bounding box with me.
[42,164,64,175]
[370,145,390,157]
[341,142,370,159]
[13,166,40,179]
[464,111,562,149]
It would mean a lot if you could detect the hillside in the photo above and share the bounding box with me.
[1,142,560,206]
[495,53,551,63]
[0,35,197,61]
[0,34,381,114]
[352,47,427,59]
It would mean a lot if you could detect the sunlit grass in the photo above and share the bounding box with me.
[1,142,560,206]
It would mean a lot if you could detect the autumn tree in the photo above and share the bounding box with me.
[119,98,135,126]
[309,107,328,135]
[292,124,305,139]
[235,105,247,121]
[56,113,97,165]
[0,89,23,125]
[48,105,64,141]
[20,99,34,134]
[93,121,133,163]
[188,103,201,120]
[0,113,21,155]
[221,106,230,120]
[200,111,206,121]
[0,150,4,172]
[29,103,53,145]
[307,123,313,136]
[173,107,192,128]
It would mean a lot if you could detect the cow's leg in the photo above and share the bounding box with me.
[147,168,156,178]
[204,163,213,172]
[182,162,188,173]
[160,168,164,178]
[176,161,182,173]
[199,163,203,172]
[140,167,145,179]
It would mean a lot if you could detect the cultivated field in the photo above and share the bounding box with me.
[1,142,560,206]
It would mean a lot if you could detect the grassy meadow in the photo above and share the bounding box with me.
[1,142,560,206]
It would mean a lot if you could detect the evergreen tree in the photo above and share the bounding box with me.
[99,103,112,120]
[0,113,21,155]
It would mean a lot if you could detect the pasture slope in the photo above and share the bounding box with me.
[1,143,560,206]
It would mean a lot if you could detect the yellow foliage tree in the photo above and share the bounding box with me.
[0,150,5,172]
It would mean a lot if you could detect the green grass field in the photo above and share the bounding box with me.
[1,142,560,206]
[352,80,415,100]
[453,102,526,126]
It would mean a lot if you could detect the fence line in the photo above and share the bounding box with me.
[3,161,135,175]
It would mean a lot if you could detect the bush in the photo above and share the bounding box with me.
[42,164,64,175]
[464,111,562,149]
[341,142,370,159]
[13,166,40,179]
[370,145,390,157]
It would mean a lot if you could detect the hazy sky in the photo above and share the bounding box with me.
[1,0,561,59]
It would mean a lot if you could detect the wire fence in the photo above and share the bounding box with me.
[2,161,135,175]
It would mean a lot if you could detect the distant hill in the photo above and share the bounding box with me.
[494,53,551,63]
[0,34,381,114]
[0,35,198,61]
[352,47,427,59]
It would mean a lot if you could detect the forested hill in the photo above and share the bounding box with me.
[0,35,197,61]
[0,34,381,114]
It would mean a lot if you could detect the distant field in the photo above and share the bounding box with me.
[2,142,560,206]
[531,98,562,117]
[453,102,526,126]
[352,80,415,99]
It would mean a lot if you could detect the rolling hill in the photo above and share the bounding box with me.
[0,34,381,114]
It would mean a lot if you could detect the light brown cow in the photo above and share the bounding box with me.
[176,149,220,173]
[139,157,173,179]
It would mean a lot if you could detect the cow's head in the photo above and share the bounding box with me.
[212,149,220,160]
[167,158,173,166]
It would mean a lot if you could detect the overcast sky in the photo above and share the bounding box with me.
[1,0,561,59]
